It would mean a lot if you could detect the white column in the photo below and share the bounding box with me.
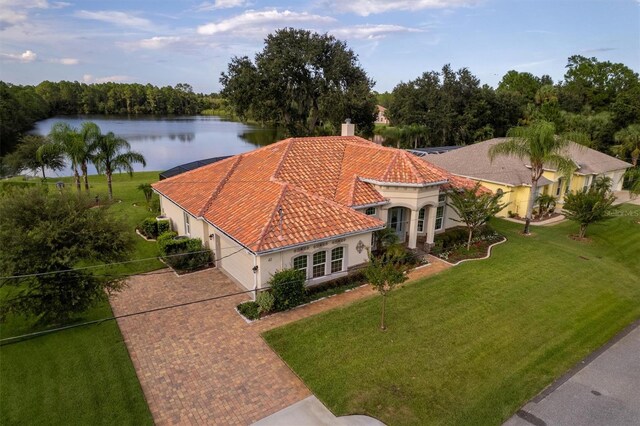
[408,209,418,249]
[426,206,437,245]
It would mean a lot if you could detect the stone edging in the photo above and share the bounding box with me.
[438,237,507,266]
[135,229,157,242]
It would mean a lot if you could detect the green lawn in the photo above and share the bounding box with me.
[264,205,640,426]
[1,171,162,424]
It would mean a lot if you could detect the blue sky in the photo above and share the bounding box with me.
[1,0,638,93]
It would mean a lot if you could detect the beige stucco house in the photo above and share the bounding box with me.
[152,124,478,294]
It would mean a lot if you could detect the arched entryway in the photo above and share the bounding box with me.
[387,206,410,242]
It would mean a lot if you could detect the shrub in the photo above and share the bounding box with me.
[306,270,367,298]
[157,219,171,235]
[139,217,158,238]
[256,291,275,315]
[157,231,178,254]
[157,232,212,273]
[237,301,260,320]
[507,210,516,218]
[434,227,468,250]
[269,268,307,311]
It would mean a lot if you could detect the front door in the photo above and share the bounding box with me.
[388,207,406,240]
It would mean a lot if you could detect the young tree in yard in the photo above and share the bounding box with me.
[0,187,134,323]
[563,184,618,239]
[365,252,407,331]
[92,131,146,200]
[447,182,506,250]
[489,120,578,234]
[138,183,153,210]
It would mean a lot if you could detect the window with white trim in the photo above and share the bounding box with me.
[312,251,326,278]
[438,192,446,203]
[435,205,445,230]
[583,175,592,192]
[565,176,572,194]
[365,207,376,215]
[330,247,344,273]
[293,255,307,276]
[417,208,425,233]
[183,211,191,236]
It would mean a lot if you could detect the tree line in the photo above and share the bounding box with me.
[379,55,640,160]
[0,81,222,155]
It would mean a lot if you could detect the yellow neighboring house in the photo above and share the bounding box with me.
[425,138,632,217]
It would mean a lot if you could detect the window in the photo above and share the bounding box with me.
[556,178,563,196]
[583,176,592,192]
[435,205,445,230]
[183,211,191,236]
[565,176,571,194]
[331,247,344,273]
[417,208,425,233]
[365,207,376,216]
[496,188,504,196]
[438,192,446,203]
[293,255,307,276]
[312,251,326,278]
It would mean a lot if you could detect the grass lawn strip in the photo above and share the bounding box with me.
[264,205,640,426]
[1,172,161,424]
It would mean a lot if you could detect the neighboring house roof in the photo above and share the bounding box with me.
[158,156,232,180]
[153,136,479,253]
[424,138,631,187]
[376,105,387,112]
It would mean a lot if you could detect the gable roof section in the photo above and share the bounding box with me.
[425,138,631,187]
[153,136,477,253]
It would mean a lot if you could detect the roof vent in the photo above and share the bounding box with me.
[341,119,355,137]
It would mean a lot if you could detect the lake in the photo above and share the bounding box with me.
[32,115,282,176]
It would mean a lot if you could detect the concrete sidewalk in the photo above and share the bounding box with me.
[252,396,385,426]
[504,321,640,426]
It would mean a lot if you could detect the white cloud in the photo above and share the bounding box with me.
[51,57,79,65]
[0,0,70,27]
[1,49,37,62]
[330,0,480,16]
[197,9,335,36]
[124,36,183,50]
[196,0,249,11]
[83,74,134,84]
[75,10,154,30]
[331,24,422,40]
[512,58,555,69]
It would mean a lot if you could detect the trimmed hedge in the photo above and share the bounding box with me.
[138,217,171,239]
[157,231,212,273]
[306,270,367,298]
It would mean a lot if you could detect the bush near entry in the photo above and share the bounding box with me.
[157,231,212,273]
[270,268,307,311]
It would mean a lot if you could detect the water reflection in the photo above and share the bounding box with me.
[32,115,280,176]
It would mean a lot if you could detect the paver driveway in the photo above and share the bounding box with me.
[110,257,451,425]
[110,268,310,425]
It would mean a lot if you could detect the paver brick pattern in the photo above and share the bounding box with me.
[110,257,450,425]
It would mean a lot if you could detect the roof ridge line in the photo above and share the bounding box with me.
[402,151,426,183]
[382,150,401,180]
[347,175,360,206]
[254,183,288,252]
[271,139,295,180]
[331,140,349,201]
[197,155,242,217]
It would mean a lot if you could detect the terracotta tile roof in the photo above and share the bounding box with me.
[153,136,479,252]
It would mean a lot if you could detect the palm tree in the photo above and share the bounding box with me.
[92,132,146,200]
[47,122,83,191]
[78,122,101,191]
[489,121,577,234]
[612,124,640,167]
[625,168,640,198]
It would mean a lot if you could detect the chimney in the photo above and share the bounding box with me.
[341,119,355,136]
